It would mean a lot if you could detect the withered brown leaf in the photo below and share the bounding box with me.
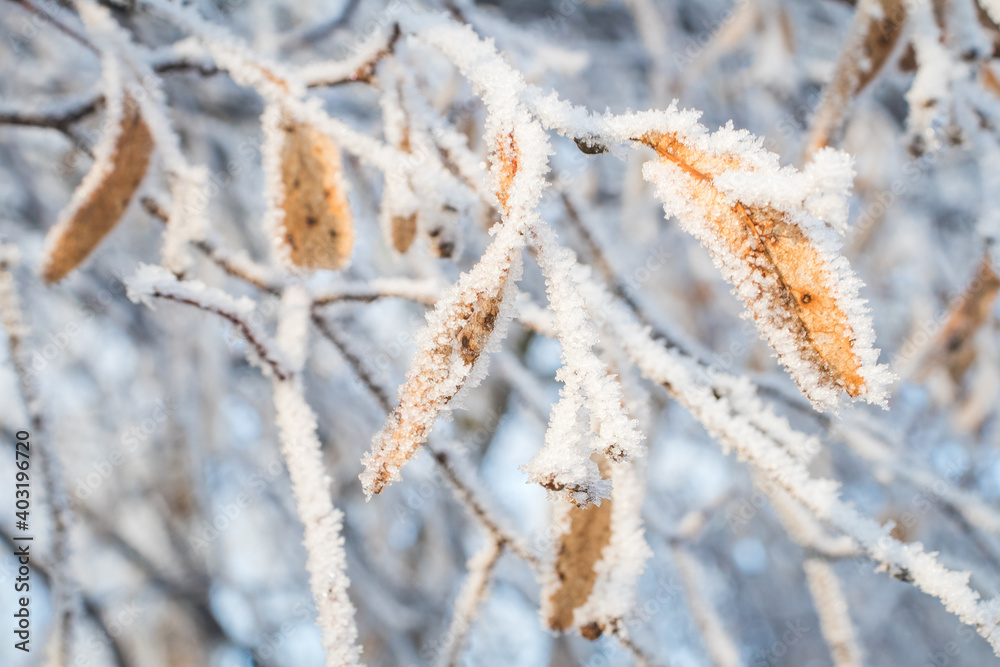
[278,120,353,270]
[546,496,613,638]
[642,131,874,405]
[360,263,511,497]
[42,95,153,284]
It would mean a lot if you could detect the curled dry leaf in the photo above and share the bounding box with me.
[390,213,418,253]
[360,259,514,496]
[277,120,353,270]
[361,131,525,496]
[380,113,420,254]
[543,454,650,639]
[42,95,153,283]
[805,0,907,157]
[641,131,888,409]
[545,455,613,639]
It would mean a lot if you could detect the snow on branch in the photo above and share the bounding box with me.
[125,264,292,380]
[599,281,1000,653]
[672,547,743,667]
[77,0,210,274]
[523,223,645,504]
[358,232,522,497]
[144,0,403,173]
[312,278,442,307]
[359,41,552,495]
[804,0,908,158]
[273,286,362,666]
[0,244,77,665]
[640,131,892,411]
[39,52,153,283]
[436,538,503,667]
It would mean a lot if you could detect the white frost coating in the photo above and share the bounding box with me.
[375,63,424,250]
[299,28,394,86]
[642,152,893,412]
[393,62,477,253]
[673,548,743,667]
[597,280,1000,654]
[804,559,863,667]
[145,0,305,98]
[273,380,363,667]
[713,147,855,235]
[147,0,401,172]
[524,389,610,505]
[78,0,208,274]
[360,18,553,495]
[404,20,892,410]
[260,103,292,268]
[523,223,645,502]
[706,371,822,464]
[272,284,362,666]
[124,264,292,378]
[573,460,652,629]
[312,278,443,306]
[276,285,311,372]
[161,165,210,273]
[40,53,127,270]
[125,263,254,315]
[906,2,954,146]
[983,0,1000,26]
[405,12,553,222]
[836,421,1000,535]
[767,483,857,558]
[358,238,524,496]
[513,293,558,337]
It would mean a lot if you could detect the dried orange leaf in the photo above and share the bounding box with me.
[277,119,353,270]
[42,95,153,283]
[360,253,517,497]
[641,131,891,410]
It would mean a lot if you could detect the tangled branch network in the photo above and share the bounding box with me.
[4,0,1000,665]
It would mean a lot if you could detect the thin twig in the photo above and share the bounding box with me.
[141,196,282,294]
[146,289,290,380]
[309,308,540,569]
[8,0,98,54]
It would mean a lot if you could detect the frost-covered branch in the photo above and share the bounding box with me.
[125,265,291,380]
